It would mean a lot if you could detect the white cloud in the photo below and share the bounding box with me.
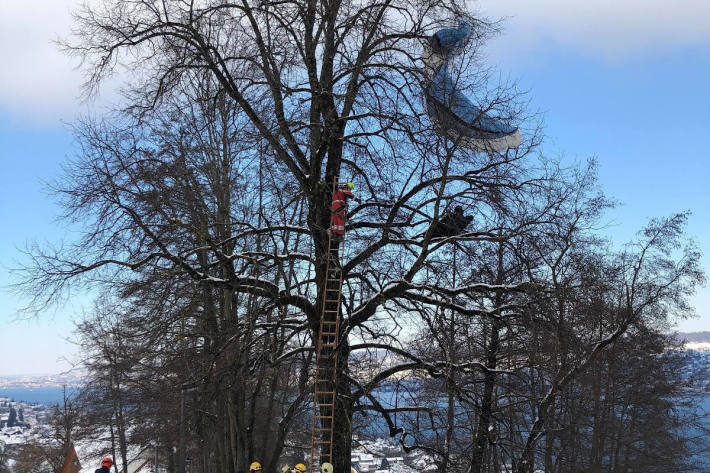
[0,0,91,125]
[3,0,710,124]
[476,0,710,60]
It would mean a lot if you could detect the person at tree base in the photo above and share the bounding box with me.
[431,205,473,239]
[95,458,112,473]
[294,463,307,473]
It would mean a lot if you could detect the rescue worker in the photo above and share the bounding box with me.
[249,462,262,473]
[431,205,472,239]
[451,205,473,232]
[95,458,112,473]
[330,182,359,242]
[294,464,307,473]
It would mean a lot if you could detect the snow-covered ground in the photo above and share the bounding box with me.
[352,438,434,473]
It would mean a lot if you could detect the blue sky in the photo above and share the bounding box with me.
[1,0,710,375]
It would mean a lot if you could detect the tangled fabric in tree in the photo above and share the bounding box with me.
[423,23,522,152]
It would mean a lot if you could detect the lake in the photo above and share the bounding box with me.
[0,386,76,405]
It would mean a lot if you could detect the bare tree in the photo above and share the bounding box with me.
[15,1,705,473]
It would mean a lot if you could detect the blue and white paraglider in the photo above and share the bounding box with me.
[423,23,522,152]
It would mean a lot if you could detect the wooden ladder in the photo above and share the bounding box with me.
[309,180,347,473]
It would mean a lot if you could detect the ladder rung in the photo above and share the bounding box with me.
[316,415,333,419]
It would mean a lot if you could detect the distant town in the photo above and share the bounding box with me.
[0,369,86,390]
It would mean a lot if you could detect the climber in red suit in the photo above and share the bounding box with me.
[330,182,357,242]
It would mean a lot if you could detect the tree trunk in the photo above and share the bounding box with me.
[471,319,501,473]
[332,342,353,473]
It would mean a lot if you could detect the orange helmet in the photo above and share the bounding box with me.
[101,458,113,467]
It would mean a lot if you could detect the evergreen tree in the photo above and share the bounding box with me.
[18,408,24,423]
[7,407,17,428]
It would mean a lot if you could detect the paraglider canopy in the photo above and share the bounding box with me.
[423,23,522,152]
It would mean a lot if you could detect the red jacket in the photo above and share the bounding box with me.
[331,188,355,235]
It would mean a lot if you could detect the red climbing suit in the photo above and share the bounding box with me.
[330,187,355,236]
